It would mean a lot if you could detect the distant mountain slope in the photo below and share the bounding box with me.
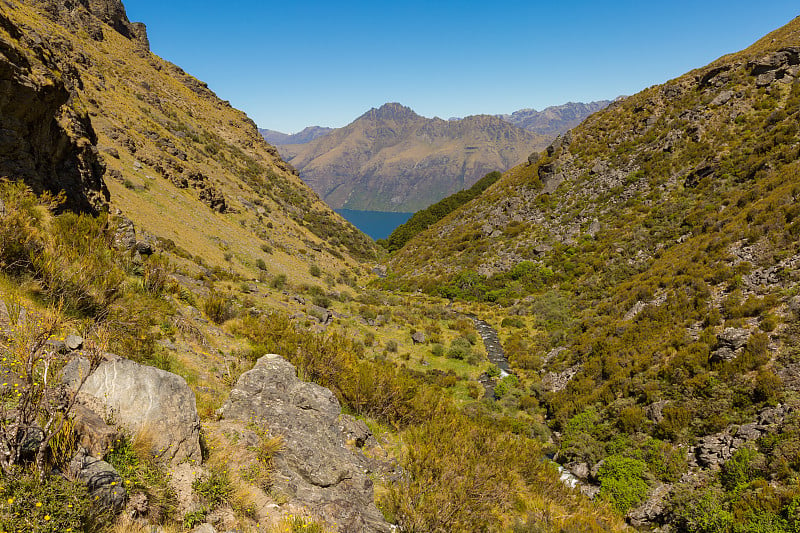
[384,16,800,531]
[1,0,376,285]
[282,103,548,212]
[497,100,612,136]
[259,126,334,146]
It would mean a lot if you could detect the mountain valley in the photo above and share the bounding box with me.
[1,1,800,533]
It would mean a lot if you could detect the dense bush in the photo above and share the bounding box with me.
[597,455,649,513]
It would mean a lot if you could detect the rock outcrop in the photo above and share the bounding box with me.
[0,11,108,213]
[221,354,391,533]
[26,0,149,49]
[65,355,202,465]
[692,404,793,469]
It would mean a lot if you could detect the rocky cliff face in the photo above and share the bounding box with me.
[0,11,108,213]
[1,0,376,282]
[283,103,548,212]
[27,0,149,48]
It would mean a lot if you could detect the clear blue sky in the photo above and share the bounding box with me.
[123,1,798,133]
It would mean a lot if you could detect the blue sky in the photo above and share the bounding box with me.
[123,1,798,133]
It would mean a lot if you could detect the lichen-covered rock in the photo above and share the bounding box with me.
[69,447,127,509]
[221,354,391,533]
[65,355,202,465]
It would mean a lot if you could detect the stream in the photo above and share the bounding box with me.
[468,315,512,377]
[468,314,585,492]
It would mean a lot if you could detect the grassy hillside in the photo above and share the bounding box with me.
[383,16,800,532]
[2,0,377,290]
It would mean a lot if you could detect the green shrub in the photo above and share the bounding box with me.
[597,455,649,513]
[192,467,234,506]
[0,468,98,532]
[105,436,178,523]
[446,337,473,360]
[203,290,235,324]
[668,485,734,533]
[501,317,525,328]
[271,273,287,289]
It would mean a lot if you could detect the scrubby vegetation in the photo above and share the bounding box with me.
[379,17,800,532]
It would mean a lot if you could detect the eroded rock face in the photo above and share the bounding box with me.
[25,0,149,49]
[0,12,108,213]
[221,354,391,533]
[65,355,202,465]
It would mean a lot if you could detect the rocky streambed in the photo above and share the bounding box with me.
[469,315,587,492]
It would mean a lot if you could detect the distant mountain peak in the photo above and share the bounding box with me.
[364,102,419,121]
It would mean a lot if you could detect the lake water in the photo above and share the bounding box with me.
[336,209,414,241]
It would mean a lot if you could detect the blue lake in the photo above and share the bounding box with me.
[336,209,414,241]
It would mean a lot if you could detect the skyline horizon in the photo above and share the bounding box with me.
[123,1,799,133]
[258,98,618,134]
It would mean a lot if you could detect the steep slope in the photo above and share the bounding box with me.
[1,0,376,285]
[497,100,613,136]
[259,125,333,146]
[386,16,800,530]
[282,102,548,212]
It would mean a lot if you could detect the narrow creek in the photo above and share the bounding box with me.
[468,314,585,492]
[468,314,512,377]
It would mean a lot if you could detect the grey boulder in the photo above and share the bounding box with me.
[65,355,201,465]
[221,354,391,533]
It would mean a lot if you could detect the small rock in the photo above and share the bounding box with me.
[711,90,735,106]
[46,339,68,354]
[100,146,120,159]
[69,448,127,509]
[19,426,44,460]
[190,524,217,533]
[0,198,5,216]
[71,403,120,457]
[567,462,590,480]
[338,414,374,448]
[65,334,84,351]
[411,331,426,344]
[135,241,153,255]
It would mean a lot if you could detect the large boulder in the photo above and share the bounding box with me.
[221,354,391,533]
[65,355,202,465]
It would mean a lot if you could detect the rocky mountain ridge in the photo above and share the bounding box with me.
[281,102,548,212]
[496,100,613,136]
[259,125,334,146]
[272,101,607,212]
